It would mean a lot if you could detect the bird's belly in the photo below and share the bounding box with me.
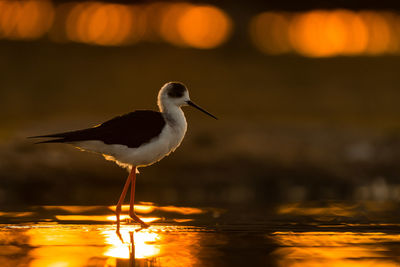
[73,124,186,169]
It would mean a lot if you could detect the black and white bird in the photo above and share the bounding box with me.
[30,82,217,232]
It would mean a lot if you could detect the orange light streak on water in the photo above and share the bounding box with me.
[108,203,206,215]
[278,203,357,217]
[272,231,400,267]
[159,205,204,215]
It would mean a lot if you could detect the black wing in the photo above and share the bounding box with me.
[30,110,166,148]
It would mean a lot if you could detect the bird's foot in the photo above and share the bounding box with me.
[128,212,150,229]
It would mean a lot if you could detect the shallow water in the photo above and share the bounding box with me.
[1,202,400,266]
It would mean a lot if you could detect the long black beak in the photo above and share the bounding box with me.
[187,100,218,120]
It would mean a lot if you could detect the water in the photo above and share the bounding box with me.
[1,202,400,266]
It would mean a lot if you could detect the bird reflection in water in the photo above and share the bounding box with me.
[120,231,136,267]
[101,202,209,266]
[102,225,201,267]
[116,230,160,267]
[104,227,159,266]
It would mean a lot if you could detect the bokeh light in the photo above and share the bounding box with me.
[177,5,232,49]
[290,10,353,57]
[0,1,233,49]
[0,0,54,40]
[2,1,400,55]
[250,12,291,55]
[159,3,193,47]
[65,2,135,46]
[251,9,400,57]
[360,11,392,55]
[61,1,232,48]
[159,3,233,49]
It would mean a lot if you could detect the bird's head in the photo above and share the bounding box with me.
[158,82,217,119]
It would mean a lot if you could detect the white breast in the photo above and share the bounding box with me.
[73,110,187,169]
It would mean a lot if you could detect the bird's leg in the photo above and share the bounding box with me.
[115,170,132,235]
[129,166,149,228]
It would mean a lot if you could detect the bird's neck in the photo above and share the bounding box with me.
[159,103,186,127]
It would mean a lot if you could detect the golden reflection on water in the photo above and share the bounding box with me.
[272,231,400,267]
[0,202,213,267]
[2,202,400,266]
[0,211,35,217]
[107,203,205,215]
[39,203,211,225]
[103,226,204,266]
[0,224,204,267]
[54,214,161,223]
[103,228,161,259]
[278,202,358,217]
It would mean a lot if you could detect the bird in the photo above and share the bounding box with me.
[29,81,217,232]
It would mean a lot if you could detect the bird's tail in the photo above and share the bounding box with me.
[28,138,67,144]
[27,132,69,144]
[28,127,96,144]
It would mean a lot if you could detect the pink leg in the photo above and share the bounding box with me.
[129,167,149,228]
[115,171,132,234]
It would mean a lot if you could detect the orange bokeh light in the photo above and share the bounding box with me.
[63,2,233,48]
[3,1,400,56]
[335,10,369,55]
[252,9,400,57]
[65,2,86,42]
[0,0,54,40]
[66,2,135,46]
[360,11,392,55]
[249,12,292,55]
[289,10,349,57]
[159,3,193,47]
[177,5,232,49]
[0,1,233,49]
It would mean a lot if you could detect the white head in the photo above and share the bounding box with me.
[158,82,190,109]
[158,82,217,119]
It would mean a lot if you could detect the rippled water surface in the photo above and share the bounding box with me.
[1,202,400,266]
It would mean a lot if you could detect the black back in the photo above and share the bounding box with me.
[32,110,166,148]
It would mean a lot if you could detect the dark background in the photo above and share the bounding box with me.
[1,0,400,209]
